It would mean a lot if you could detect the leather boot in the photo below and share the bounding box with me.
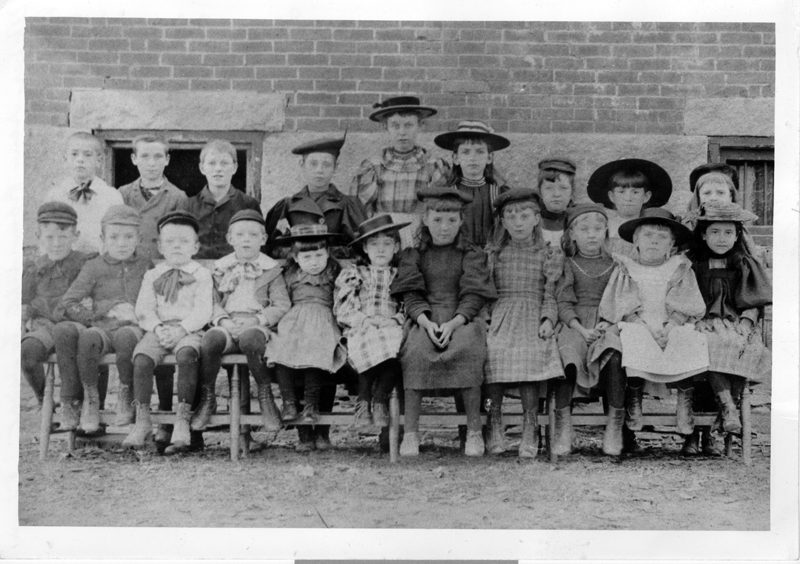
[552,406,573,456]
[625,385,644,431]
[154,424,173,446]
[715,389,742,433]
[518,409,537,459]
[171,402,192,450]
[115,384,134,426]
[464,430,485,457]
[281,400,298,422]
[189,384,217,431]
[399,431,420,457]
[676,387,695,435]
[314,426,332,451]
[80,384,101,434]
[257,383,282,432]
[485,402,506,455]
[296,425,316,453]
[60,399,82,431]
[681,428,701,455]
[602,407,625,455]
[622,425,640,454]
[701,428,722,456]
[353,399,373,430]
[122,401,151,448]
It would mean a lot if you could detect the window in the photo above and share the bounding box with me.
[96,130,264,200]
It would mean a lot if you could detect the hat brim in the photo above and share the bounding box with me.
[369,106,437,122]
[433,131,510,152]
[349,221,411,246]
[587,158,673,208]
[618,216,692,245]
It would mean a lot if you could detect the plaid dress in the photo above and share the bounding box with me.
[486,238,564,384]
[333,264,404,373]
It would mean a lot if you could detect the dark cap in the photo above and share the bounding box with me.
[434,120,510,152]
[369,95,437,122]
[286,198,326,227]
[493,187,542,212]
[566,203,608,228]
[37,201,77,225]
[291,134,346,158]
[417,183,473,204]
[538,157,577,175]
[101,204,142,227]
[690,163,739,192]
[617,207,691,245]
[587,158,672,208]
[157,210,199,233]
[349,214,411,246]
[229,209,265,229]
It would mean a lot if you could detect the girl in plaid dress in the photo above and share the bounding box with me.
[688,202,771,435]
[484,188,563,458]
[334,215,408,430]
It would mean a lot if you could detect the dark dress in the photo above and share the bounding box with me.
[457,179,501,248]
[391,242,496,390]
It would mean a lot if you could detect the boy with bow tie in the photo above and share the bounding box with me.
[125,211,213,451]
[44,132,122,254]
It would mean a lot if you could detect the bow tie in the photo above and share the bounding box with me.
[153,268,196,304]
[216,261,263,293]
[68,180,95,203]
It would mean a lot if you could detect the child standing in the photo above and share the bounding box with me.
[598,208,709,441]
[432,121,509,248]
[484,189,562,458]
[334,215,407,429]
[391,185,497,457]
[587,158,672,256]
[182,139,262,260]
[124,211,213,450]
[556,204,627,455]
[265,208,347,452]
[194,210,290,432]
[351,95,447,247]
[53,205,152,433]
[21,203,92,409]
[536,157,577,248]
[689,202,771,433]
[264,136,366,257]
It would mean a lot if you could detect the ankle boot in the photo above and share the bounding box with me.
[622,425,640,454]
[296,425,316,453]
[625,386,644,431]
[171,402,192,449]
[60,399,82,431]
[314,426,332,451]
[518,409,538,459]
[602,407,625,456]
[681,429,701,455]
[115,384,134,426]
[372,401,389,428]
[676,387,695,435]
[399,431,420,457]
[485,402,506,455]
[190,384,217,431]
[122,401,152,448]
[464,430,485,457]
[552,406,573,456]
[80,385,101,434]
[715,389,742,433]
[701,428,722,456]
[257,383,282,432]
[154,424,173,446]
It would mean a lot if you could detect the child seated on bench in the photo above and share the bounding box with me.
[124,211,213,450]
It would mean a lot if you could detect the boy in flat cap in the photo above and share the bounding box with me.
[264,134,366,258]
[53,205,152,434]
[21,202,93,410]
[45,132,123,254]
[182,139,262,260]
[125,211,214,450]
[193,209,291,433]
[536,157,577,248]
[350,96,448,247]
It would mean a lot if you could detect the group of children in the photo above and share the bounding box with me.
[21,95,772,458]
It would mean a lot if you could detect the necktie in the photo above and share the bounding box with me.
[68,180,95,202]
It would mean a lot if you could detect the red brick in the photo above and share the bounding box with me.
[102,78,146,89]
[295,118,341,130]
[443,80,489,93]
[314,20,357,28]
[502,29,545,42]
[287,53,329,65]
[617,83,660,95]
[147,79,190,90]
[44,17,90,24]
[290,27,331,40]
[190,79,232,90]
[725,71,773,84]
[612,44,656,57]
[632,31,674,43]
[71,25,123,38]
[330,54,372,66]
[254,67,297,79]
[572,44,612,57]
[286,105,321,117]
[122,26,164,39]
[356,21,399,28]
[62,76,105,88]
[356,80,401,91]
[87,64,128,76]
[273,40,314,53]
[704,84,749,97]
[247,28,289,40]
[273,79,315,90]
[469,68,510,82]
[341,67,382,80]
[636,97,682,110]
[174,66,213,78]
[356,42,399,54]
[443,41,487,55]
[188,19,231,26]
[314,79,357,91]
[445,106,490,121]
[129,66,170,78]
[716,59,759,71]
[398,41,442,55]
[148,18,190,26]
[508,120,551,133]
[29,36,88,51]
[35,50,77,63]
[87,38,130,51]
[76,51,120,64]
[146,39,187,51]
[203,54,244,65]
[720,32,763,44]
[164,27,206,40]
[399,80,443,94]
[629,58,671,71]
[26,22,71,37]
[297,92,337,104]
[511,69,554,82]
[374,29,417,41]
[459,29,501,41]
[415,54,459,66]
[298,67,340,79]
[337,93,376,105]
[762,33,775,45]
[673,32,720,44]
[189,40,230,53]
[120,52,161,65]
[245,54,286,65]
[161,53,202,65]
[315,40,357,54]
[231,80,273,92]
[742,23,774,32]
[333,29,374,41]
[321,105,362,118]
[583,57,628,70]
[206,28,246,40]
[697,22,741,32]
[27,99,69,114]
[231,41,272,53]
[554,70,595,83]
[373,54,415,67]
[759,59,775,72]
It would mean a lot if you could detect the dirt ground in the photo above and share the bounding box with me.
[17,379,771,530]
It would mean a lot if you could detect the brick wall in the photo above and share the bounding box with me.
[25,19,774,134]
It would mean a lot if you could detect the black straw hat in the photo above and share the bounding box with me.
[291,133,346,158]
[617,208,691,245]
[587,158,672,208]
[434,120,510,152]
[349,215,410,246]
[369,95,437,122]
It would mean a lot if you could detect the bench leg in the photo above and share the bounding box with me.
[724,433,733,457]
[38,364,55,460]
[547,386,557,463]
[230,365,241,461]
[389,387,400,463]
[741,385,752,465]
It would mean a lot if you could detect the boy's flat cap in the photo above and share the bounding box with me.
[229,209,265,228]
[291,134,346,157]
[37,201,77,225]
[157,210,199,233]
[101,204,142,226]
[417,183,473,204]
[566,203,608,228]
[493,187,541,212]
[538,157,577,175]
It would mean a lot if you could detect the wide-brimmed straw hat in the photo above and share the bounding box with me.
[618,208,692,245]
[368,96,437,122]
[349,215,410,246]
[434,120,510,152]
[587,158,672,208]
[694,201,758,224]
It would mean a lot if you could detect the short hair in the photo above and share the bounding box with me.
[292,239,328,254]
[227,219,266,236]
[384,110,423,123]
[67,131,103,155]
[608,169,650,192]
[200,139,237,164]
[633,222,675,244]
[36,222,77,233]
[537,168,575,190]
[695,172,737,202]
[422,196,465,214]
[132,134,170,155]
